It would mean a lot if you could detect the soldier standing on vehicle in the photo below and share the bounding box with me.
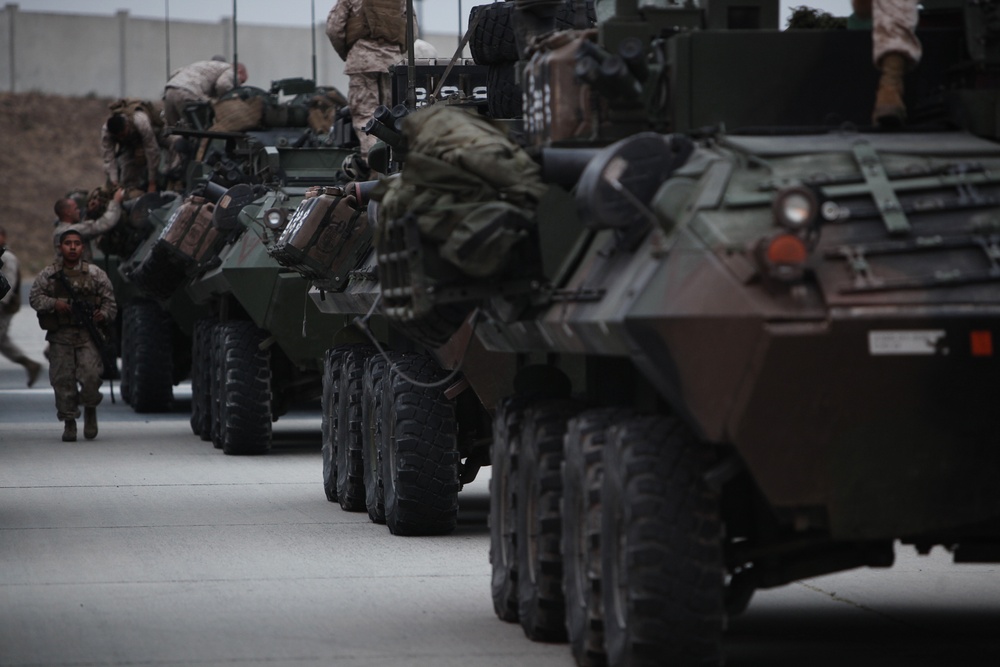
[101,106,161,198]
[51,188,124,261]
[855,0,922,126]
[162,60,248,127]
[29,229,117,442]
[326,0,411,161]
[0,225,43,387]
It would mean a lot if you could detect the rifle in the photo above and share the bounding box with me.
[55,270,117,404]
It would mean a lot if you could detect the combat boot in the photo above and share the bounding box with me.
[84,408,98,440]
[873,53,907,128]
[62,419,77,442]
[22,358,42,388]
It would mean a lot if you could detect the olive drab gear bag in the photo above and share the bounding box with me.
[2,262,20,315]
[376,105,547,278]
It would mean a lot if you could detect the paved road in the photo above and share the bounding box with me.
[2,305,999,667]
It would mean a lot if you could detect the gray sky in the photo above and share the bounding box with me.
[15,0,853,34]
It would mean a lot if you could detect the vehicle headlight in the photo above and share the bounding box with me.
[772,185,819,231]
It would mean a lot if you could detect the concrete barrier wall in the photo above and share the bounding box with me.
[1,4,462,100]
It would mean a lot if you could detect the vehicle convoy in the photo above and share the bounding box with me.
[105,79,360,456]
[356,0,1000,664]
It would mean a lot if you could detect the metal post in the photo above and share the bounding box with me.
[232,0,239,88]
[311,0,317,83]
[7,4,16,93]
[165,0,171,81]
[118,10,127,97]
[406,0,416,108]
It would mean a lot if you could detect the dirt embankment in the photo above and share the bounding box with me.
[1,92,114,275]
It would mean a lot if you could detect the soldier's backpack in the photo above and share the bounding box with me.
[361,0,407,48]
[108,97,166,136]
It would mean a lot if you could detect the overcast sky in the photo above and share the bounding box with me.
[15,0,853,34]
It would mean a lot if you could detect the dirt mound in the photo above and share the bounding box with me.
[0,92,114,275]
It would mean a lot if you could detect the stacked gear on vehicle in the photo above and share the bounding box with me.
[266,184,373,291]
[373,104,548,343]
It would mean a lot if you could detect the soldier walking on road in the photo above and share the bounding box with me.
[51,188,124,261]
[0,225,43,387]
[29,230,117,442]
[162,60,248,126]
[326,0,411,161]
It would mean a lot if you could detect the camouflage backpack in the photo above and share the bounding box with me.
[108,98,166,136]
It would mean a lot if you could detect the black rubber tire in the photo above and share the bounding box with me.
[336,346,375,511]
[563,408,629,666]
[127,300,174,413]
[490,396,523,623]
[118,304,136,405]
[209,322,225,449]
[362,352,399,524]
[219,321,272,456]
[517,400,579,642]
[469,2,518,65]
[189,317,214,437]
[601,416,724,667]
[553,0,597,31]
[380,355,460,536]
[487,62,522,120]
[321,347,344,503]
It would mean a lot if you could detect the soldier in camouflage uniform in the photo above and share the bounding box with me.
[51,188,124,261]
[162,60,248,127]
[326,0,411,160]
[101,108,161,198]
[29,229,117,442]
[0,225,43,387]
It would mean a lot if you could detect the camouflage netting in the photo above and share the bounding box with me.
[377,105,547,278]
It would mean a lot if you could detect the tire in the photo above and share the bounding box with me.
[554,0,597,31]
[487,62,522,120]
[490,396,523,623]
[335,346,374,511]
[469,2,518,65]
[517,400,579,642]
[219,321,272,455]
[601,416,724,667]
[381,355,460,536]
[127,300,174,413]
[563,408,629,666]
[321,347,343,502]
[362,352,399,523]
[209,322,225,449]
[189,317,214,437]
[119,305,136,405]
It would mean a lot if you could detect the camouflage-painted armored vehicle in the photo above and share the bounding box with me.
[366,0,1000,664]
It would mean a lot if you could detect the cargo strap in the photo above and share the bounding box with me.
[852,140,911,236]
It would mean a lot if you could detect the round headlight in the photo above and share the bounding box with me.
[264,208,286,230]
[773,186,819,230]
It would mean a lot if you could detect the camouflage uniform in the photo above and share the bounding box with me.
[326,0,411,157]
[873,0,921,66]
[163,60,243,126]
[29,259,117,422]
[100,110,161,196]
[52,199,122,261]
[0,246,41,385]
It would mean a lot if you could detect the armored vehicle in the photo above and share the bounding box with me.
[369,0,1000,664]
[108,79,358,453]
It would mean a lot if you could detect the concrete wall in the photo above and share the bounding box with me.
[1,4,463,99]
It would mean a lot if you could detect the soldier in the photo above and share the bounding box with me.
[326,0,411,161]
[29,229,117,442]
[0,225,43,387]
[162,60,248,127]
[51,188,125,261]
[101,107,161,197]
[857,0,922,126]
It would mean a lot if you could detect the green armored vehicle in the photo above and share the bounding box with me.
[367,0,1000,664]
